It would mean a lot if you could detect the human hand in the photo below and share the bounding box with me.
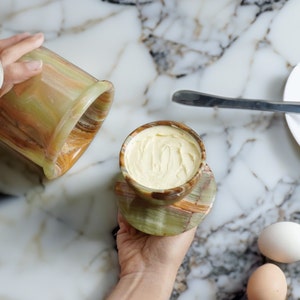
[107,213,196,300]
[116,212,196,277]
[0,32,44,97]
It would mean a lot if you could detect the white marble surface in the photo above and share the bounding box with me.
[1,0,300,299]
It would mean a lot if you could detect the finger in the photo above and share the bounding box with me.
[0,60,42,97]
[3,60,43,85]
[0,33,44,66]
[117,211,137,234]
[117,212,128,228]
[0,81,14,97]
[0,32,31,51]
[0,60,3,88]
[174,226,197,247]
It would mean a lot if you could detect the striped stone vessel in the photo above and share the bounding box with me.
[0,47,114,179]
[116,121,217,236]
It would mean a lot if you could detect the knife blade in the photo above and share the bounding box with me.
[172,90,300,114]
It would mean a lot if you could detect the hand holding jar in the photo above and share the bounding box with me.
[0,32,44,97]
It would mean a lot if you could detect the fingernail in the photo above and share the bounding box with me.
[33,33,44,46]
[26,60,43,71]
[34,32,44,39]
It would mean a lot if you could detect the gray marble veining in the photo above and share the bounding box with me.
[1,1,300,299]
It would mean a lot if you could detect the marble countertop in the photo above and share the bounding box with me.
[1,0,300,299]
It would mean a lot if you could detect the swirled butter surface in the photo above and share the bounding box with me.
[124,125,202,189]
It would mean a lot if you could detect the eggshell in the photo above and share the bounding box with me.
[247,263,287,300]
[258,221,300,263]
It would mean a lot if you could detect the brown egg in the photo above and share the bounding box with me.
[247,263,287,300]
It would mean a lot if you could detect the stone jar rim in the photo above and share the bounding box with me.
[119,120,206,205]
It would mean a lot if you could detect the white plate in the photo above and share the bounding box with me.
[283,64,300,145]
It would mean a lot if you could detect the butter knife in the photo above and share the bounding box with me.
[172,90,300,113]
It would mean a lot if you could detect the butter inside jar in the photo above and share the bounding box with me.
[124,125,202,189]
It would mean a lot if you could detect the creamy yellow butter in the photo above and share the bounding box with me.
[124,125,202,189]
